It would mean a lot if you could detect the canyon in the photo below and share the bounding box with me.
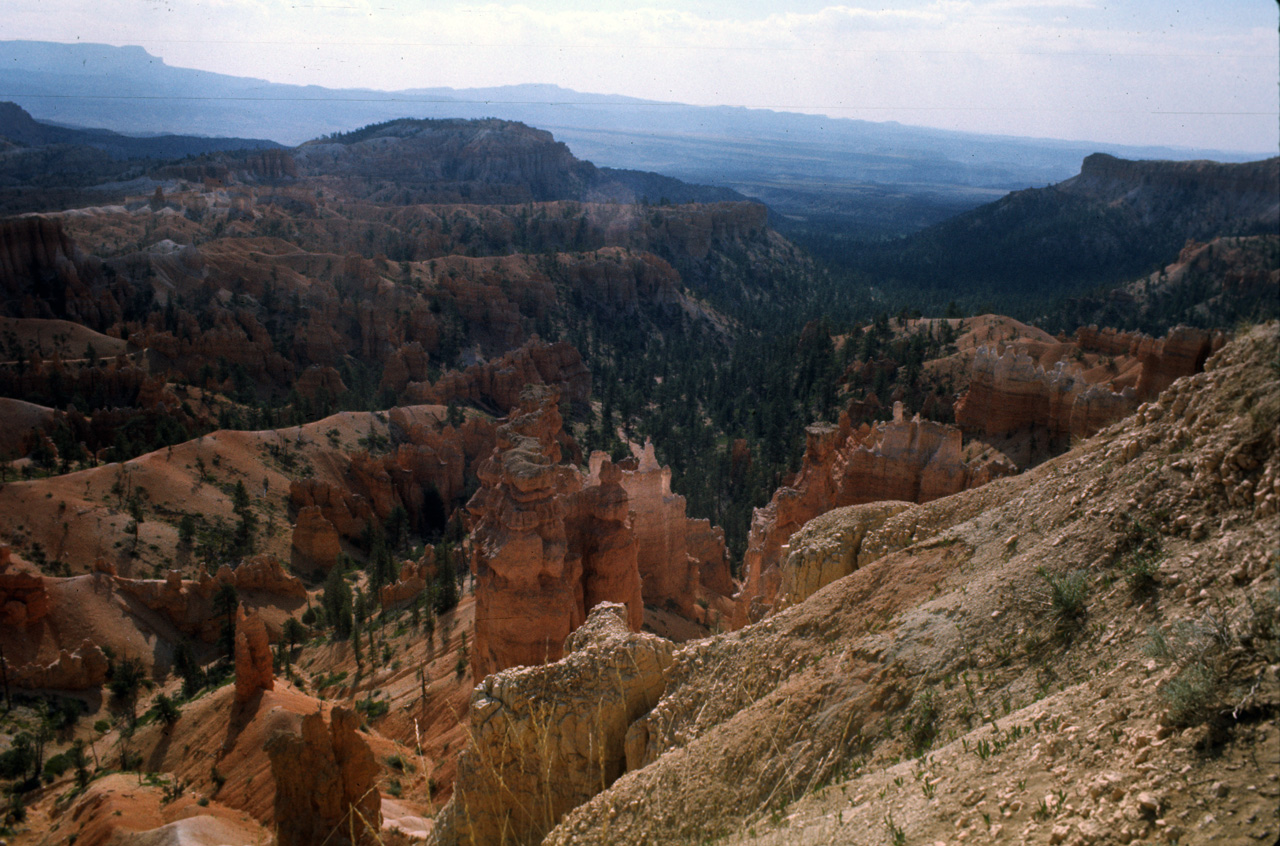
[0,111,1274,846]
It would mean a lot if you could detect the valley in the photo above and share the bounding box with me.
[0,98,1276,846]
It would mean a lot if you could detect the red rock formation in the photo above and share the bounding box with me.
[616,443,733,624]
[295,365,348,402]
[468,386,587,678]
[233,554,308,598]
[291,506,343,575]
[289,412,496,549]
[114,561,303,643]
[234,605,274,704]
[567,456,644,633]
[733,403,1014,626]
[266,707,382,846]
[957,324,1223,448]
[559,249,683,315]
[378,342,431,395]
[406,338,590,412]
[4,638,109,691]
[290,479,378,540]
[378,548,434,606]
[0,217,119,327]
[0,550,49,628]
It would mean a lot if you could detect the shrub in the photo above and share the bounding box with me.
[902,690,941,756]
[1038,567,1088,627]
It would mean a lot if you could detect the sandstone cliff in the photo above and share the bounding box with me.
[233,604,275,704]
[467,387,714,678]
[617,442,734,625]
[467,386,592,678]
[434,602,674,846]
[955,324,1224,453]
[733,402,1014,626]
[266,706,382,846]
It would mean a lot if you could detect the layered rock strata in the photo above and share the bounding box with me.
[733,403,1013,626]
[617,442,734,624]
[435,603,674,846]
[266,707,382,846]
[469,388,715,678]
[233,605,274,704]
[956,325,1224,446]
[469,387,652,677]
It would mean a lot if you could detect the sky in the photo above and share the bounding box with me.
[6,0,1278,152]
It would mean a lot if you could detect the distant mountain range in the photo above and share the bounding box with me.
[0,100,280,161]
[842,153,1280,320]
[1,39,1269,233]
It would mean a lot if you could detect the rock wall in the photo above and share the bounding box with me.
[467,386,590,678]
[266,707,382,846]
[378,548,435,606]
[3,638,109,691]
[616,443,734,625]
[0,216,118,327]
[0,547,50,628]
[407,338,591,412]
[956,325,1223,446]
[733,403,1013,627]
[468,388,694,679]
[290,505,343,575]
[773,501,914,611]
[289,410,497,557]
[115,556,304,643]
[434,603,674,846]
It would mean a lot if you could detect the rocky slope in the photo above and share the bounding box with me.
[732,401,1016,626]
[429,322,1279,846]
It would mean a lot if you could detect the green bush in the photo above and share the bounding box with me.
[1038,567,1088,627]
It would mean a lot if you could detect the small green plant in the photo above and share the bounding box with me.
[1160,661,1217,727]
[902,690,941,757]
[1125,551,1161,596]
[1038,567,1088,628]
[356,696,389,720]
[885,812,906,846]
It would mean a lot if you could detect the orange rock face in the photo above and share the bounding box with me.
[407,338,591,412]
[266,707,382,846]
[4,638,109,690]
[469,386,653,679]
[956,324,1223,449]
[0,552,49,628]
[468,386,588,678]
[568,456,644,633]
[290,505,343,575]
[617,442,734,624]
[288,411,497,554]
[234,605,274,704]
[114,560,304,643]
[378,547,435,606]
[733,403,1014,626]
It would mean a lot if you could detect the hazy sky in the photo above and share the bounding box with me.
[7,0,1278,152]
